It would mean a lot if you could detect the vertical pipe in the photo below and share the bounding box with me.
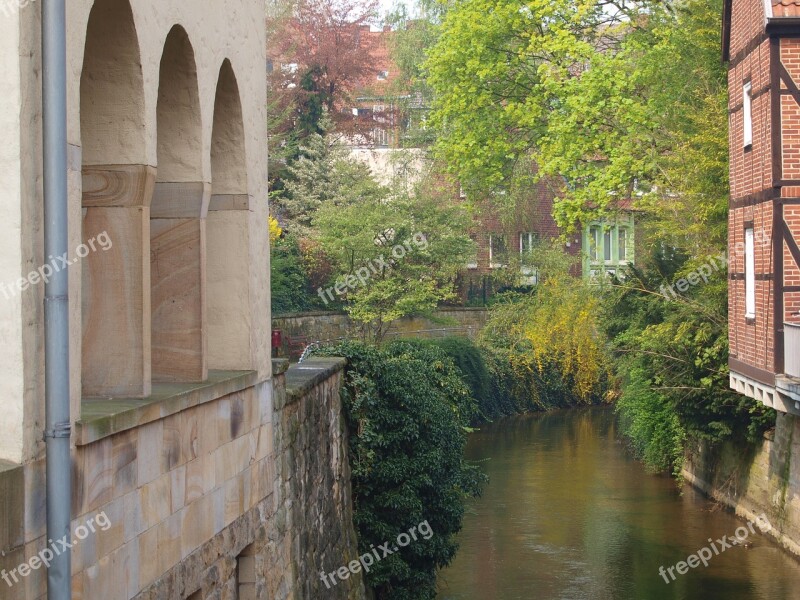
[42,0,72,598]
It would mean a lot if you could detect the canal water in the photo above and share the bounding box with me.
[437,407,800,600]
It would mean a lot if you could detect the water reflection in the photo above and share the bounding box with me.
[438,407,800,600]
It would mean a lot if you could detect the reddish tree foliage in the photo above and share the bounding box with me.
[268,0,380,137]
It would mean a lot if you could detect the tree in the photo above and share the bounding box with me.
[425,0,726,246]
[427,0,773,473]
[313,161,475,341]
[268,0,380,141]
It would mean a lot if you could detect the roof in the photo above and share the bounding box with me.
[774,0,800,18]
[723,0,800,62]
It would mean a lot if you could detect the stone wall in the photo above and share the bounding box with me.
[273,308,488,357]
[0,359,363,600]
[683,411,800,556]
[271,358,365,600]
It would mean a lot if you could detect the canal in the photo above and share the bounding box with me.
[437,407,800,599]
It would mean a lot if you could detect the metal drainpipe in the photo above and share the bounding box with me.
[42,0,72,598]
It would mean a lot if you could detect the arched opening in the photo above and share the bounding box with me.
[208,60,252,370]
[80,0,153,397]
[152,25,208,382]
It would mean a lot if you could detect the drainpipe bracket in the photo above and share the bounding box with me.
[43,422,72,440]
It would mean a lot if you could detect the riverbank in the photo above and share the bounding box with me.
[439,407,800,600]
[682,410,800,558]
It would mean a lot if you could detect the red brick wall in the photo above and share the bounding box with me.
[729,202,775,372]
[727,0,775,373]
[457,179,582,300]
[730,0,767,58]
[728,38,772,200]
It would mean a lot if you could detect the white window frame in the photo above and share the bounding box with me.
[520,232,536,254]
[745,227,756,319]
[743,82,753,148]
[589,226,600,262]
[489,234,507,269]
[618,228,628,262]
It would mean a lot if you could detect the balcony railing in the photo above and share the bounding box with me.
[785,322,800,378]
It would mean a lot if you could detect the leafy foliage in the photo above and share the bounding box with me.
[315,340,486,600]
[480,280,611,405]
[425,0,729,235]
[309,146,475,340]
[605,255,775,472]
[270,235,324,314]
[426,0,774,474]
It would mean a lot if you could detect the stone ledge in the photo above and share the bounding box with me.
[76,370,260,446]
[284,358,346,404]
[272,358,290,376]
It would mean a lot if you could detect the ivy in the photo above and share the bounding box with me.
[315,341,486,600]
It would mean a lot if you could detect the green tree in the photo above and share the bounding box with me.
[427,0,773,473]
[275,127,386,237]
[313,167,475,341]
[315,340,485,600]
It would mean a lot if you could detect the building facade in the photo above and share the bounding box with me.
[724,0,800,414]
[0,0,322,598]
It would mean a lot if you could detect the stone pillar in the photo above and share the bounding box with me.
[150,182,210,382]
[207,194,252,370]
[82,165,155,397]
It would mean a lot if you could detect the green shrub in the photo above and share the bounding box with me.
[315,340,485,600]
[270,235,326,314]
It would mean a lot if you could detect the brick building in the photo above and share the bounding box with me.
[724,0,800,413]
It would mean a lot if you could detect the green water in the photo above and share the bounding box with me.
[438,407,800,600]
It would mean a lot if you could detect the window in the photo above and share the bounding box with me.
[377,70,389,80]
[743,82,753,148]
[745,227,756,319]
[589,226,600,262]
[603,229,612,261]
[237,545,256,600]
[618,228,627,261]
[489,235,508,268]
[373,128,389,146]
[520,232,536,254]
[466,235,478,269]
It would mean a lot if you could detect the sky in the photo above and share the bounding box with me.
[377,0,419,21]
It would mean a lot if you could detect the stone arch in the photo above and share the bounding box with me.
[210,59,248,196]
[80,0,146,166]
[80,0,153,397]
[151,25,208,382]
[207,59,252,370]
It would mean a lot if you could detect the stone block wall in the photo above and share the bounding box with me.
[273,308,488,358]
[683,411,800,556]
[271,358,365,600]
[1,358,364,600]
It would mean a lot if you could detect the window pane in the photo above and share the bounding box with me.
[590,227,599,261]
[604,230,612,261]
[520,232,535,254]
[618,229,627,261]
[743,82,753,148]
[745,228,755,318]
